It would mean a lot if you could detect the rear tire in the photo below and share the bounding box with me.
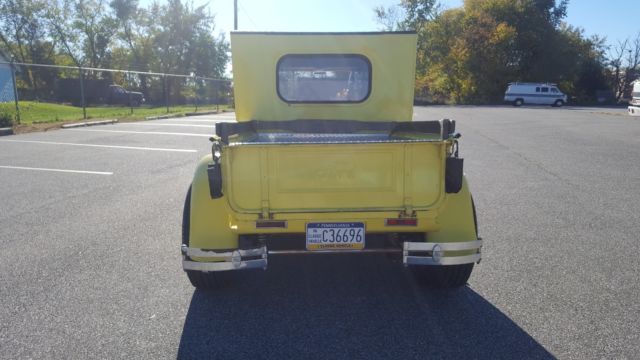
[182,186,233,290]
[412,196,478,288]
[514,99,523,107]
[412,264,474,288]
[186,270,234,290]
[553,99,564,107]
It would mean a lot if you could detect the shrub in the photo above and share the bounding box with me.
[0,111,13,127]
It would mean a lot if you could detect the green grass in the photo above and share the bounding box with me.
[0,101,230,125]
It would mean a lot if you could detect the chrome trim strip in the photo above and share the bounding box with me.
[186,246,267,259]
[229,138,441,146]
[404,254,481,266]
[182,246,268,272]
[403,240,482,266]
[268,248,402,255]
[404,240,482,252]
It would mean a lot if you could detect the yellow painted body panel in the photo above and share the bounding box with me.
[189,154,476,251]
[230,32,417,122]
[189,156,238,251]
[186,32,477,256]
[224,142,445,213]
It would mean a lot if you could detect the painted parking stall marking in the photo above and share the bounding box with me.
[0,165,113,176]
[65,128,212,137]
[0,139,198,153]
[124,123,213,128]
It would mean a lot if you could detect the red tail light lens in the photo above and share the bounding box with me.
[385,218,417,226]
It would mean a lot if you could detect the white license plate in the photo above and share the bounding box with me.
[306,222,365,250]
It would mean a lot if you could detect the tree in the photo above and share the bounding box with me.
[374,0,441,31]
[148,0,229,102]
[0,0,58,99]
[375,0,608,104]
[73,0,117,69]
[606,33,640,102]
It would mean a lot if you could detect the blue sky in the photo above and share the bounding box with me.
[178,0,639,48]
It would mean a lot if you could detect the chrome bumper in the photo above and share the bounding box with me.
[403,239,482,266]
[181,239,482,272]
[181,245,268,272]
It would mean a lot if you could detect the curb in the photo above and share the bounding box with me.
[145,114,185,120]
[0,127,14,136]
[61,119,118,129]
[185,110,219,116]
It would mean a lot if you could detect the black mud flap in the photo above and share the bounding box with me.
[207,163,223,199]
[445,157,464,193]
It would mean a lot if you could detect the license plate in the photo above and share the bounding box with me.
[306,222,365,250]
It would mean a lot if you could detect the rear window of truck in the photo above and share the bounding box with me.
[277,54,371,103]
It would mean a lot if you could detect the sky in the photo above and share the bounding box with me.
[174,0,640,48]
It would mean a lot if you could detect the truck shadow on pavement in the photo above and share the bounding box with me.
[177,255,554,360]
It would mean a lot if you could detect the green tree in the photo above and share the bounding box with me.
[376,0,608,103]
[0,0,58,99]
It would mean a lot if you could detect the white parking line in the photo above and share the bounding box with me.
[66,129,211,137]
[0,165,113,175]
[0,139,198,153]
[125,123,213,128]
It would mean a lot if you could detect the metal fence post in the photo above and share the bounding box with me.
[78,66,87,119]
[127,70,133,115]
[194,75,198,112]
[10,58,20,124]
[164,74,169,113]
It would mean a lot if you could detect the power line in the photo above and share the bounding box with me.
[238,0,258,29]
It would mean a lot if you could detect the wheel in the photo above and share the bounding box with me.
[182,186,233,290]
[514,99,523,107]
[411,197,478,288]
[553,99,564,107]
[412,264,474,288]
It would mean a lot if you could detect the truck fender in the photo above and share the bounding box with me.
[428,176,478,243]
[188,155,238,250]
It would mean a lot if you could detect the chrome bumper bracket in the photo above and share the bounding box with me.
[182,239,483,272]
[403,239,482,266]
[182,245,268,272]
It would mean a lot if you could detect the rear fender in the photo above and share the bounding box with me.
[189,155,238,250]
[428,176,477,244]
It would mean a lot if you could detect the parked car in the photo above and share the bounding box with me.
[504,82,567,107]
[181,31,482,289]
[106,84,145,107]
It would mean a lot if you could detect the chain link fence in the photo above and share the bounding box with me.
[0,61,233,127]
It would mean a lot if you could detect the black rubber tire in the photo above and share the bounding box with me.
[181,186,191,247]
[186,269,234,290]
[514,99,523,107]
[182,185,233,290]
[411,263,474,288]
[472,196,478,238]
[553,99,564,107]
[411,197,478,288]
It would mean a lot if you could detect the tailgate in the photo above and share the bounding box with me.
[223,141,445,213]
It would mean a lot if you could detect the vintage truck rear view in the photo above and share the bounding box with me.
[181,32,482,289]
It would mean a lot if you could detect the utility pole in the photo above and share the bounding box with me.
[234,0,238,30]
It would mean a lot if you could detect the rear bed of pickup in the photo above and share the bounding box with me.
[181,31,481,289]
[182,119,481,287]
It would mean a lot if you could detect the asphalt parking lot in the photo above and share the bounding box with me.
[0,105,638,359]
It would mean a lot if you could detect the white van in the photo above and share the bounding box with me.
[629,81,640,116]
[504,82,568,107]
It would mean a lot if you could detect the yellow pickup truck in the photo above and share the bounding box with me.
[181,31,481,289]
